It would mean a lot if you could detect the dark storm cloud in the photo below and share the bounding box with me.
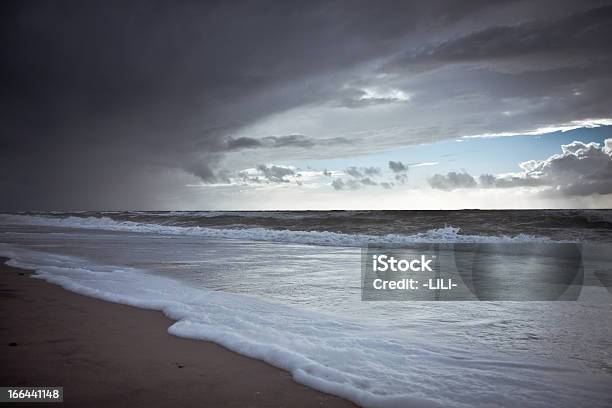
[8,0,471,209]
[223,135,351,151]
[262,135,316,149]
[225,138,265,151]
[184,154,229,184]
[387,5,612,72]
[2,0,612,209]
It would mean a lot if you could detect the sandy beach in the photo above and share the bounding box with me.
[0,258,356,407]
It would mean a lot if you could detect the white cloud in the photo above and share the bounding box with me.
[462,119,612,139]
[358,87,411,103]
[411,161,438,167]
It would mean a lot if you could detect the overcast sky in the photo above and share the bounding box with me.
[2,0,612,210]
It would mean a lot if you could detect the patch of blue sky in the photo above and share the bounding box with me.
[289,125,612,178]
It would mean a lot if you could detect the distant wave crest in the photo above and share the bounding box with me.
[1,214,561,247]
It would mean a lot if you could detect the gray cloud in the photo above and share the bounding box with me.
[255,165,295,183]
[478,173,543,189]
[262,135,316,149]
[226,135,312,151]
[331,179,345,191]
[486,139,612,196]
[331,179,363,191]
[363,167,381,177]
[225,135,351,151]
[428,172,478,190]
[345,166,381,178]
[331,176,378,191]
[360,177,378,186]
[395,174,408,184]
[388,161,409,184]
[388,161,408,173]
[225,137,267,151]
[345,167,364,178]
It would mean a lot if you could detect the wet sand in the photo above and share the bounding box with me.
[0,258,356,407]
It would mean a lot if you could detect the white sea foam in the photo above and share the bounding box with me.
[0,214,561,247]
[1,243,610,408]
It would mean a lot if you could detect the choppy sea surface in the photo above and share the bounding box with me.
[12,209,612,242]
[1,210,612,408]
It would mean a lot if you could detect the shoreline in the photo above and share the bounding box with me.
[0,258,356,407]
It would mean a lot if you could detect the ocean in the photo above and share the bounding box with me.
[1,211,612,407]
